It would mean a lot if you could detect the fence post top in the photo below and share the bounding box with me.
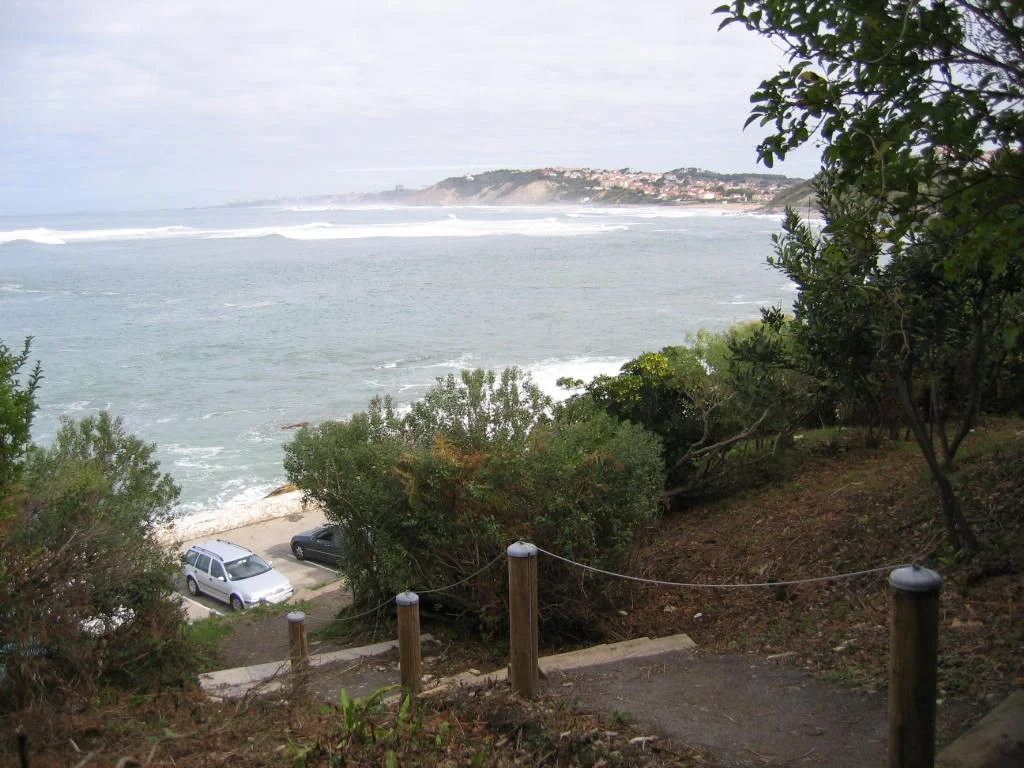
[507,541,538,558]
[889,564,942,592]
[395,591,420,606]
[286,610,307,623]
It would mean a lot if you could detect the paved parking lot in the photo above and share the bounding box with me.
[173,505,349,620]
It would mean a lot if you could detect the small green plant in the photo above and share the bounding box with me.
[610,708,632,726]
[282,740,314,768]
[336,685,399,744]
[435,720,451,747]
[937,547,967,568]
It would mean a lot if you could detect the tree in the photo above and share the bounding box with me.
[282,396,408,605]
[284,370,664,633]
[561,343,776,500]
[404,367,552,450]
[718,0,1024,552]
[717,0,1023,241]
[2,413,188,707]
[0,337,42,498]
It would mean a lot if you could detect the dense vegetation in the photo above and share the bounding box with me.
[283,368,665,635]
[0,341,196,712]
[718,0,1024,551]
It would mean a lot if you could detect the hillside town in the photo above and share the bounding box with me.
[537,166,800,204]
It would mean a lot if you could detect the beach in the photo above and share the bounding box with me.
[160,489,313,545]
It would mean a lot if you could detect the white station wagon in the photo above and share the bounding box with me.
[183,540,293,611]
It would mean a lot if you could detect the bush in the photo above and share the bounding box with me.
[0,413,194,710]
[285,370,665,637]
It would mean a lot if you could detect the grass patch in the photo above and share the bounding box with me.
[184,616,234,671]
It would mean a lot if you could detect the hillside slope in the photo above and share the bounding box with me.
[607,420,1023,747]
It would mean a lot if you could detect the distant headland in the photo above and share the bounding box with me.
[219,167,815,211]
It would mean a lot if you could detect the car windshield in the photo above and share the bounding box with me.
[224,554,272,580]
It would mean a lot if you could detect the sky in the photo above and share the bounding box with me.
[1,0,822,216]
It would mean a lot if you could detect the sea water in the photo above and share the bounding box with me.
[0,203,794,519]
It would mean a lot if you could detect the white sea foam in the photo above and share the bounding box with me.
[0,225,196,245]
[207,218,629,241]
[223,300,277,309]
[1,217,628,245]
[527,356,628,401]
[424,352,477,370]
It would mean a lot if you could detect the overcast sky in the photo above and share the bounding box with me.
[1,0,822,215]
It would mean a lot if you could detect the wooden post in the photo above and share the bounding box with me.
[888,565,942,768]
[287,610,309,689]
[396,591,422,693]
[507,541,539,698]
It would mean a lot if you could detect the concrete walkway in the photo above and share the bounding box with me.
[200,634,434,698]
[198,633,695,700]
[937,690,1024,768]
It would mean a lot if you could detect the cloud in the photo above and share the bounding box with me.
[1,0,819,214]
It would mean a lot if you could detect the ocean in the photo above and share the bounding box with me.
[0,202,793,520]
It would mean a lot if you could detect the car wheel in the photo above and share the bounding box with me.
[186,576,200,596]
[230,594,245,612]
[292,543,305,560]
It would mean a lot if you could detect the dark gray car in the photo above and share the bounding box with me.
[290,525,342,566]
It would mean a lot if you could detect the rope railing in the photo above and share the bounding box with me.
[289,542,914,627]
[289,550,508,625]
[533,543,912,589]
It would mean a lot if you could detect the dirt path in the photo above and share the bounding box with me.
[545,650,886,767]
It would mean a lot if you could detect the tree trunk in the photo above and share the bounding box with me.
[893,371,979,553]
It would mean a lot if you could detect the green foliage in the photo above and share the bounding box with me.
[560,334,806,500]
[718,0,1024,551]
[716,0,1022,244]
[285,368,664,632]
[283,396,407,604]
[1,412,191,709]
[405,367,551,450]
[336,685,399,744]
[0,337,42,499]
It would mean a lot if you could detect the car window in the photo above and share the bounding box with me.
[186,550,199,566]
[317,530,332,542]
[210,561,226,579]
[195,554,211,573]
[224,554,271,580]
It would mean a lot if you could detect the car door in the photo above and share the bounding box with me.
[193,554,215,596]
[303,529,328,564]
[312,528,341,565]
[206,559,230,602]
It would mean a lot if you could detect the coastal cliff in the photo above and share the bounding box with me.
[221,166,810,210]
[391,167,805,207]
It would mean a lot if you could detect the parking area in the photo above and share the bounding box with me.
[173,505,348,620]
